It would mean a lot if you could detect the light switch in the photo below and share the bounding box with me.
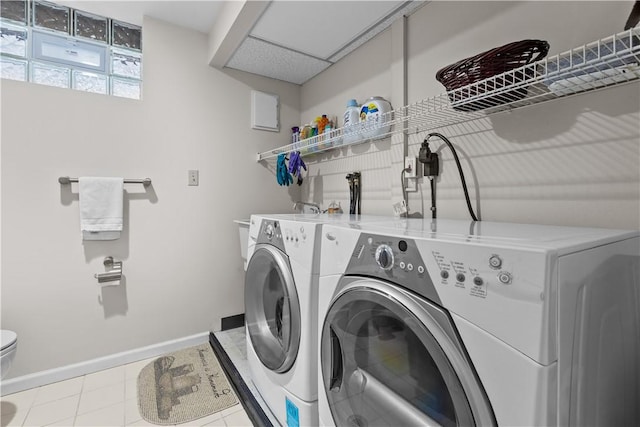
[188,170,199,186]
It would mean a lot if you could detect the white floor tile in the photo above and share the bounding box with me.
[124,358,155,381]
[185,410,223,426]
[125,379,138,402]
[33,376,83,406]
[126,417,163,426]
[45,416,75,426]
[74,401,125,427]
[223,409,253,427]
[201,417,227,427]
[82,366,126,392]
[23,394,80,427]
[124,397,142,425]
[2,336,268,427]
[0,387,38,412]
[77,382,125,415]
[0,406,29,427]
[216,403,243,419]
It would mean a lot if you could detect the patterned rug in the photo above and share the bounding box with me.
[137,343,239,425]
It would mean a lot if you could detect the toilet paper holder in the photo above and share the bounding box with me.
[95,256,122,283]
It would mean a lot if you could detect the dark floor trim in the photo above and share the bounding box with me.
[221,313,245,331]
[209,332,273,427]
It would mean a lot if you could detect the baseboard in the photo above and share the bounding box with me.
[0,331,209,396]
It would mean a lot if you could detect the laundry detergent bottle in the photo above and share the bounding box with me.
[359,96,392,140]
[343,99,361,145]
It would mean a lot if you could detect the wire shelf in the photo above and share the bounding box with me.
[256,29,640,162]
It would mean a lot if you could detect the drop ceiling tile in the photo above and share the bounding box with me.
[226,37,331,85]
[250,1,405,60]
[328,1,425,63]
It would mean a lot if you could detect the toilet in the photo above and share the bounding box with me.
[1,330,17,379]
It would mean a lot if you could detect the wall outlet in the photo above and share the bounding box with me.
[405,156,417,178]
[188,170,199,186]
[404,157,418,192]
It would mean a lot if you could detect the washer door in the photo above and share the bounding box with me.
[245,244,301,373]
[321,278,495,427]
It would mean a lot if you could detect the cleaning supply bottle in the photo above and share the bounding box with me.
[318,115,329,134]
[360,96,392,140]
[343,99,361,145]
[300,124,312,154]
[291,126,300,150]
[310,121,319,152]
[323,122,333,150]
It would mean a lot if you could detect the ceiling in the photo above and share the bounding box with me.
[57,1,425,84]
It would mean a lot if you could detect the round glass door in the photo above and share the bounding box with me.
[245,244,301,373]
[321,280,494,427]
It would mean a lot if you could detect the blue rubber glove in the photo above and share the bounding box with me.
[277,153,293,186]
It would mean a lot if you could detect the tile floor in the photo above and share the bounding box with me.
[0,340,255,427]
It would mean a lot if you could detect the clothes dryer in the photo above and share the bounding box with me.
[317,219,640,426]
[245,213,391,426]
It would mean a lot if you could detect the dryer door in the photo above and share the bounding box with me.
[321,278,495,427]
[245,244,301,373]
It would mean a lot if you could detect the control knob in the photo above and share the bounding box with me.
[264,224,274,239]
[489,255,503,269]
[498,271,512,284]
[375,244,395,271]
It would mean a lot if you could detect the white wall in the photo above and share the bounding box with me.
[300,28,394,214]
[300,1,640,229]
[1,17,300,379]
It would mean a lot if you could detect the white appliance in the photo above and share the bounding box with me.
[0,330,17,379]
[245,213,391,426]
[317,219,640,426]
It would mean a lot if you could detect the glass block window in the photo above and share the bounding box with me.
[72,70,107,94]
[31,60,69,88]
[1,1,27,24]
[0,22,28,57]
[0,0,142,99]
[74,10,107,43]
[111,48,141,79]
[1,56,28,81]
[33,1,69,33]
[111,76,141,99]
[112,20,141,51]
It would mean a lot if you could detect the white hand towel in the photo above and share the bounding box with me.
[79,177,124,241]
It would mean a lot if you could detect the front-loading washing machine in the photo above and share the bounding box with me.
[244,213,391,426]
[317,219,640,426]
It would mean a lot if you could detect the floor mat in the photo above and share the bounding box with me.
[137,343,239,425]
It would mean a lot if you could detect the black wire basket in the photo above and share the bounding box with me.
[436,39,550,111]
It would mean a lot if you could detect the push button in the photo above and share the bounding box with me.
[456,273,466,282]
[498,272,512,284]
[440,270,449,279]
[489,255,502,269]
[473,276,484,286]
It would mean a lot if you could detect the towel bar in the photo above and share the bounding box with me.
[58,176,152,186]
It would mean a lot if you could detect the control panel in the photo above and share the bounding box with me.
[333,225,558,366]
[346,233,440,305]
[344,232,538,308]
[282,225,308,247]
[256,220,286,251]
[430,248,518,300]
